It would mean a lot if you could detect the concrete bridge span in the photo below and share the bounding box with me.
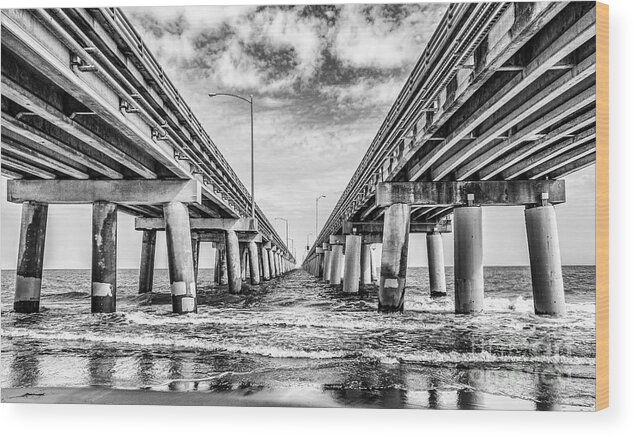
[303,2,605,316]
[1,8,295,314]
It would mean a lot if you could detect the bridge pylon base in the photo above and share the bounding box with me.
[454,206,484,314]
[14,201,48,313]
[164,202,197,314]
[91,201,117,313]
[426,232,447,296]
[378,203,411,312]
[525,204,566,316]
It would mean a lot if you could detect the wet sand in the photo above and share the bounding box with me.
[1,386,340,408]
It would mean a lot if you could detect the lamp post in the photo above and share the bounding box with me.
[208,92,255,218]
[275,217,289,249]
[315,195,326,243]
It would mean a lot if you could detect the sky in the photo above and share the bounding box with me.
[0,3,596,269]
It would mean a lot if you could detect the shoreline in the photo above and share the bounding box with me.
[1,386,340,408]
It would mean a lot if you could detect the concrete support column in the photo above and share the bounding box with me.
[454,206,484,313]
[360,243,372,285]
[191,234,200,283]
[261,246,271,281]
[14,201,48,313]
[225,229,242,293]
[164,202,197,314]
[370,244,381,283]
[268,250,277,278]
[91,201,117,313]
[323,248,331,282]
[248,240,261,285]
[258,245,265,279]
[525,205,566,316]
[215,244,228,285]
[329,243,344,286]
[138,230,156,294]
[378,203,411,312]
[426,232,447,296]
[315,252,324,278]
[343,235,362,293]
[240,244,248,280]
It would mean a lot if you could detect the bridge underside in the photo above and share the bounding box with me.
[2,8,294,315]
[304,2,604,319]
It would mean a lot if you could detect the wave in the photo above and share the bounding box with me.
[4,328,594,366]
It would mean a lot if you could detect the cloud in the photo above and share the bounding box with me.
[332,4,446,70]
[125,4,448,96]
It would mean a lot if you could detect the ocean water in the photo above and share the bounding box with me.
[1,266,596,410]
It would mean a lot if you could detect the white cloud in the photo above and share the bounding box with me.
[332,4,445,70]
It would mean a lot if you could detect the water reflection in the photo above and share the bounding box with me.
[324,360,407,408]
[136,352,155,387]
[88,349,117,386]
[9,340,41,387]
[457,368,484,409]
[534,366,561,411]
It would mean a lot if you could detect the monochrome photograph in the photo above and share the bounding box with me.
[0,1,607,411]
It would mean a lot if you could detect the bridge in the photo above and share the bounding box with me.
[1,8,295,314]
[303,2,606,316]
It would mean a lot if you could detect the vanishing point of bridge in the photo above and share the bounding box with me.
[1,8,294,314]
[303,2,605,317]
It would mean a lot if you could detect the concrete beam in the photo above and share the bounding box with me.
[329,235,346,245]
[7,180,202,205]
[376,180,565,207]
[136,217,257,232]
[343,220,452,234]
[196,232,261,244]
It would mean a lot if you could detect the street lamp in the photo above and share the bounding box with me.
[208,92,255,218]
[315,194,326,243]
[275,217,289,249]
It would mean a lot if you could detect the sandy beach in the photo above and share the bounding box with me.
[1,386,340,408]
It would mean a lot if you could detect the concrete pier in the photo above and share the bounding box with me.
[14,201,48,313]
[329,241,344,286]
[248,240,261,285]
[164,202,197,314]
[260,245,271,281]
[191,234,200,282]
[370,244,380,283]
[138,230,156,294]
[91,201,117,313]
[454,206,484,313]
[225,229,242,293]
[268,249,277,278]
[525,205,566,316]
[240,244,248,281]
[360,243,372,285]
[323,246,331,282]
[343,235,361,293]
[426,232,447,296]
[215,244,229,285]
[378,203,411,312]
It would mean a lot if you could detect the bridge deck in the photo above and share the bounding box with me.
[310,2,597,252]
[1,8,291,257]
